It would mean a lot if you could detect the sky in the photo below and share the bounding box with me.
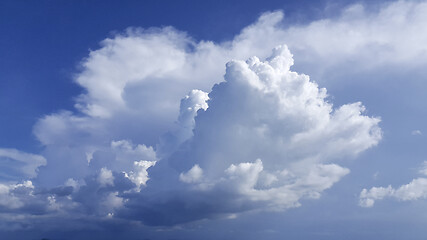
[1,0,427,239]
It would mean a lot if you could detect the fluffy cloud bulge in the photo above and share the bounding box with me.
[6,0,427,233]
[360,161,427,207]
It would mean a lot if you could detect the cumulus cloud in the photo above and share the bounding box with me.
[360,179,427,207]
[32,0,427,188]
[2,43,381,229]
[118,45,380,226]
[14,0,427,231]
[125,160,156,191]
[0,181,34,209]
[360,161,427,207]
[419,161,427,176]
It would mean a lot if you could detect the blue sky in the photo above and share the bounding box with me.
[1,0,427,239]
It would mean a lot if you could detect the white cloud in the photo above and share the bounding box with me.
[98,168,114,187]
[125,160,156,191]
[102,192,124,212]
[13,0,427,229]
[110,140,157,190]
[412,130,422,136]
[32,0,427,188]
[119,45,379,226]
[180,164,203,184]
[359,185,394,207]
[0,181,34,209]
[360,178,427,207]
[111,140,157,163]
[281,1,427,71]
[177,90,209,134]
[64,178,81,192]
[170,46,374,208]
[360,161,427,207]
[0,148,46,181]
[157,89,210,158]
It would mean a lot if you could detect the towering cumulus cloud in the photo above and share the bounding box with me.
[118,45,381,226]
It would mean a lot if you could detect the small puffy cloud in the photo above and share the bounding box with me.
[98,168,114,187]
[177,90,209,128]
[110,140,157,190]
[412,130,422,136]
[360,179,427,207]
[360,162,427,207]
[111,140,157,163]
[359,185,394,207]
[102,192,124,212]
[125,160,156,190]
[179,164,203,184]
[0,181,34,209]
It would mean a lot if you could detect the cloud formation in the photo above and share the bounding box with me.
[360,161,427,207]
[116,45,380,226]
[0,43,381,229]
[32,0,427,187]
[11,0,427,232]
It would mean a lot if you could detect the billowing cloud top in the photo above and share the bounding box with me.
[117,45,380,226]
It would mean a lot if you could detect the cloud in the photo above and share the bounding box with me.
[360,179,427,208]
[98,168,114,187]
[412,130,422,136]
[117,45,380,226]
[179,164,203,184]
[0,181,34,209]
[32,0,427,188]
[13,0,427,232]
[0,148,46,182]
[360,161,427,207]
[280,1,427,72]
[0,149,49,213]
